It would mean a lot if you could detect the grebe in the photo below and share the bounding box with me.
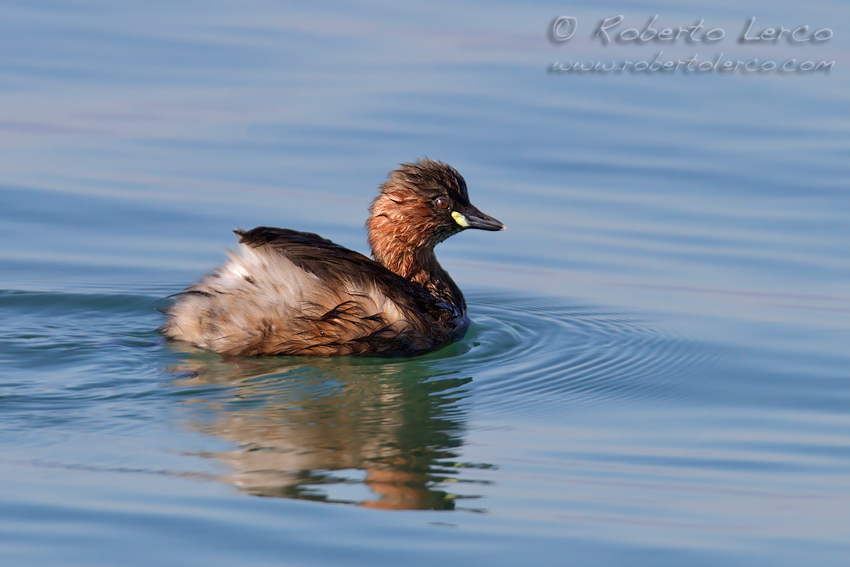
[162,159,504,356]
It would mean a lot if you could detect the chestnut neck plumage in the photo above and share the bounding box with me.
[367,189,463,307]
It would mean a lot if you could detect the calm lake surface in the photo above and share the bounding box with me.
[1,1,849,565]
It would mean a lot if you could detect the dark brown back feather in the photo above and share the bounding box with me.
[236,227,443,317]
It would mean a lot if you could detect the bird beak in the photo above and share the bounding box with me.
[452,205,505,231]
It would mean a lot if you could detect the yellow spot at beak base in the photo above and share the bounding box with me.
[451,211,470,228]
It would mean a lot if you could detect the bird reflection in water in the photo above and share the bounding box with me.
[167,347,492,511]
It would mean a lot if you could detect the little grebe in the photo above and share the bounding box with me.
[162,159,504,356]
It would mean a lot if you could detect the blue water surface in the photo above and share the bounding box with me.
[1,1,849,566]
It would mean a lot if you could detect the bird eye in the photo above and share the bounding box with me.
[434,197,450,210]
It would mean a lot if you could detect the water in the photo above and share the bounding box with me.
[1,1,849,565]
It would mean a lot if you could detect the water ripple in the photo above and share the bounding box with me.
[445,292,724,418]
